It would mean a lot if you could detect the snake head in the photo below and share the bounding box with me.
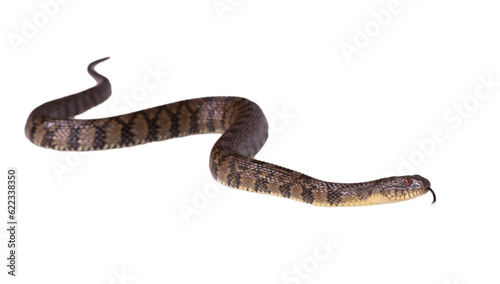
[377,175,435,205]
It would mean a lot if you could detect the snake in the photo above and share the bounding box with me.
[25,58,435,206]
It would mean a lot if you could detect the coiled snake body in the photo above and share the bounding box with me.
[25,58,435,206]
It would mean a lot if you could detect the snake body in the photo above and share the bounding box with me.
[25,58,435,206]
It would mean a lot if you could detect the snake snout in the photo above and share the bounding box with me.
[409,175,435,205]
[413,175,436,205]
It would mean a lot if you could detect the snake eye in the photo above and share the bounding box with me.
[403,178,413,186]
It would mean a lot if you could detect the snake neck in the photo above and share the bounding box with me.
[210,149,383,207]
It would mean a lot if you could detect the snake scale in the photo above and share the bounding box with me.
[25,58,435,206]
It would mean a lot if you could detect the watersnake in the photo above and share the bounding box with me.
[25,58,435,206]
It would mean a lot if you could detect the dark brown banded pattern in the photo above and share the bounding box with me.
[25,58,435,206]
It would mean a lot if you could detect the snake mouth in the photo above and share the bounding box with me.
[428,188,436,205]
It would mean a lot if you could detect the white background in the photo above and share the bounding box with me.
[1,1,500,283]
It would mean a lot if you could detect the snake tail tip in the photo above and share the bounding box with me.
[428,188,436,205]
